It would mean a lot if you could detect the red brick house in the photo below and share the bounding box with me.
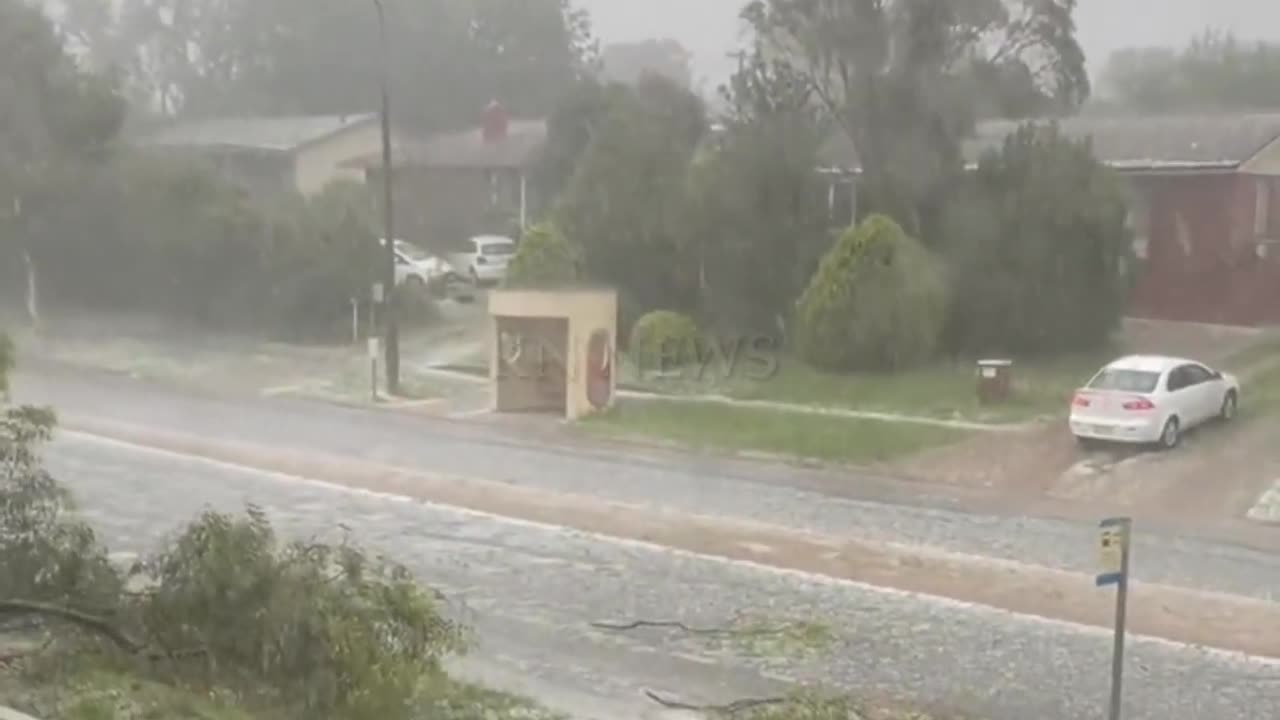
[823,113,1280,328]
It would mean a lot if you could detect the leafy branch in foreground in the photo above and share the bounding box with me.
[0,365,467,718]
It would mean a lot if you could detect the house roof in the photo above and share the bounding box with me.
[345,119,548,171]
[819,112,1280,174]
[138,114,379,154]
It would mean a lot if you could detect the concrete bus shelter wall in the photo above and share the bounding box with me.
[487,288,618,420]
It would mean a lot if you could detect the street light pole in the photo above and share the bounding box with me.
[373,0,400,395]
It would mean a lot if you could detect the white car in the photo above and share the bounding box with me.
[446,235,517,286]
[383,238,452,292]
[1069,355,1240,449]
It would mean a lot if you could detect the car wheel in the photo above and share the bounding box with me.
[1158,416,1180,450]
[1220,390,1238,421]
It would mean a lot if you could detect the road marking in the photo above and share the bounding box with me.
[59,430,1280,669]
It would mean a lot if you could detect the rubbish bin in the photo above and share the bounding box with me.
[976,359,1014,405]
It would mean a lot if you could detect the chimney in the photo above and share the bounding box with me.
[480,100,509,144]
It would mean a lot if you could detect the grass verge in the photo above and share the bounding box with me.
[621,351,1108,424]
[580,400,971,464]
[624,333,1280,425]
[0,660,566,720]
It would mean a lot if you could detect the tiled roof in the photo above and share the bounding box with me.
[819,112,1280,172]
[138,114,379,153]
[346,119,548,170]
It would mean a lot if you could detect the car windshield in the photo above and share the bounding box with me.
[1087,368,1161,393]
[480,243,514,256]
[395,241,431,262]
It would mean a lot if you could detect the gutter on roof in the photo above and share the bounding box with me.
[291,113,380,154]
[816,160,1240,176]
[144,142,293,156]
[139,113,379,156]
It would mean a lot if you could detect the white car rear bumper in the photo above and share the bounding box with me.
[1069,415,1164,444]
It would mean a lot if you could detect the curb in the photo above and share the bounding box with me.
[0,708,41,720]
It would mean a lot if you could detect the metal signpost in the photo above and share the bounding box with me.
[1096,516,1133,720]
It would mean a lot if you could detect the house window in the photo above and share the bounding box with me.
[1255,179,1270,238]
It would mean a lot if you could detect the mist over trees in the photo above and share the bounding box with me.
[56,0,597,130]
[1100,30,1280,112]
[6,0,1133,361]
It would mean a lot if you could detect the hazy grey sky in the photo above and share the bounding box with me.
[577,0,1280,94]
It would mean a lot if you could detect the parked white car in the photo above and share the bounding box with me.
[446,235,517,286]
[1069,355,1240,449]
[383,238,452,292]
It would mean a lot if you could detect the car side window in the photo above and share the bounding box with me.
[1166,367,1187,392]
[1184,365,1212,386]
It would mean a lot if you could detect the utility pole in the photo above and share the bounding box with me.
[373,0,400,395]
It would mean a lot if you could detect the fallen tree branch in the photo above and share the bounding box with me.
[0,599,206,661]
[643,689,790,715]
[0,599,144,653]
[590,619,796,637]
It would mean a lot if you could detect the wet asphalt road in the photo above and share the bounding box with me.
[13,366,1280,603]
[39,430,1280,720]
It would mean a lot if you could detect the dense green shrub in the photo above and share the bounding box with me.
[21,154,383,342]
[629,310,699,369]
[504,222,578,288]
[794,215,947,372]
[940,123,1132,356]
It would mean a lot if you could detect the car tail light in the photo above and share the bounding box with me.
[1122,397,1155,411]
[1072,393,1091,408]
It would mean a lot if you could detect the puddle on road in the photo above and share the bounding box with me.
[1049,447,1175,504]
